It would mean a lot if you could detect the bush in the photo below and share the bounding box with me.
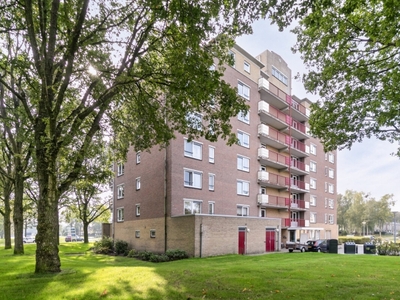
[149,254,170,262]
[138,250,153,261]
[127,249,138,258]
[165,249,188,261]
[115,239,129,255]
[93,236,114,254]
[376,240,400,256]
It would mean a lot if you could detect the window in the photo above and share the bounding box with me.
[328,214,334,224]
[117,208,124,222]
[325,182,328,192]
[186,112,202,130]
[184,169,202,189]
[237,180,250,196]
[228,50,235,68]
[310,143,317,155]
[328,153,335,163]
[238,81,250,100]
[324,213,328,224]
[237,131,250,148]
[328,183,334,194]
[208,202,215,214]
[310,212,316,223]
[328,168,334,178]
[150,230,156,238]
[272,66,288,85]
[136,177,141,190]
[136,152,141,164]
[184,199,202,214]
[260,209,266,217]
[136,204,141,216]
[328,199,334,209]
[237,205,249,216]
[238,110,250,124]
[310,178,317,189]
[135,230,140,238]
[310,161,317,172]
[237,155,250,172]
[117,184,124,199]
[209,146,215,163]
[244,61,250,73]
[325,198,328,208]
[209,174,215,191]
[184,139,202,160]
[117,163,124,176]
[310,195,317,206]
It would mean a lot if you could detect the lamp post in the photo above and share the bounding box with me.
[362,221,366,236]
[393,212,397,244]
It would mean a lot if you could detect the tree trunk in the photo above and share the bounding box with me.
[83,221,89,243]
[3,196,12,250]
[13,160,24,254]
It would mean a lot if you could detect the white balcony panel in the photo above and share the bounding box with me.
[258,148,269,159]
[305,164,310,172]
[257,194,269,205]
[258,101,270,113]
[305,220,310,227]
[258,171,269,181]
[258,77,270,90]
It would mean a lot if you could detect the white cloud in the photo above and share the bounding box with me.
[236,19,400,208]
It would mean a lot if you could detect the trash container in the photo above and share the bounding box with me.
[344,242,356,254]
[327,239,338,254]
[364,242,376,254]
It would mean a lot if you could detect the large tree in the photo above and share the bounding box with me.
[0,0,271,273]
[271,0,400,154]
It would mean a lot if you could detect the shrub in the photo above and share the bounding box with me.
[138,250,153,261]
[149,254,170,262]
[165,249,188,261]
[127,249,138,258]
[114,239,129,255]
[93,236,114,254]
[376,240,400,256]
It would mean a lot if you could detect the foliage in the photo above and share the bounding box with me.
[165,249,189,261]
[136,249,188,263]
[376,240,400,256]
[92,236,113,254]
[114,239,129,255]
[127,249,138,258]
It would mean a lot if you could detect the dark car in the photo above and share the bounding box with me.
[307,239,328,252]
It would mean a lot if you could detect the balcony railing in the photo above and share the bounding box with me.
[290,200,306,209]
[291,160,307,172]
[258,171,289,188]
[290,178,309,191]
[258,148,288,166]
[283,218,306,227]
[286,95,310,117]
[257,194,289,207]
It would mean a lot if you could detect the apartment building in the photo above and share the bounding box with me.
[113,44,338,257]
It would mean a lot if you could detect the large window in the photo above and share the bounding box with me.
[237,180,250,196]
[237,155,250,172]
[238,110,250,124]
[310,161,317,172]
[328,168,334,178]
[184,169,202,189]
[328,214,334,224]
[238,81,250,100]
[117,184,124,199]
[184,139,202,160]
[310,143,317,155]
[117,163,124,176]
[328,198,334,209]
[209,146,215,163]
[310,195,317,206]
[272,66,288,85]
[328,153,335,163]
[237,131,250,148]
[117,208,124,222]
[184,199,202,214]
[328,183,334,194]
[237,205,249,216]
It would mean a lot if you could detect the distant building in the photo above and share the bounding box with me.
[112,44,338,257]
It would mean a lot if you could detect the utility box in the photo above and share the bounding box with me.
[344,241,356,254]
[364,242,376,254]
[327,239,338,254]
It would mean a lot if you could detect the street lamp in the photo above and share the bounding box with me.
[362,221,366,236]
[393,212,397,244]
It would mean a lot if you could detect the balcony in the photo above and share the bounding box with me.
[258,78,288,110]
[289,200,306,211]
[258,171,288,190]
[285,95,310,123]
[258,124,288,150]
[257,194,289,209]
[258,148,288,170]
[289,178,309,193]
[290,160,309,176]
[283,218,306,228]
[289,121,309,140]
[286,139,309,158]
[258,101,289,131]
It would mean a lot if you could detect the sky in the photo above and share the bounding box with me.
[236,20,400,210]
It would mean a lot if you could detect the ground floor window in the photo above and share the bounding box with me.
[184,199,202,214]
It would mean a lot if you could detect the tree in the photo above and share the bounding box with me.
[0,0,272,273]
[270,0,400,155]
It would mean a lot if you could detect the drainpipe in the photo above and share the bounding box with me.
[288,95,292,242]
[164,144,168,252]
[200,223,203,258]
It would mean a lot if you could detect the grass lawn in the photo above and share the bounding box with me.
[1,243,400,300]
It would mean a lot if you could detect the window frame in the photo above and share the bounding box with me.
[184,169,203,189]
[117,184,125,199]
[310,178,317,189]
[310,161,317,172]
[150,229,156,238]
[237,155,250,172]
[237,205,249,216]
[208,173,215,191]
[237,130,250,148]
[208,146,215,163]
[208,201,215,215]
[136,152,141,164]
[136,204,141,216]
[310,143,317,155]
[184,139,203,160]
[238,110,250,124]
[310,195,317,206]
[272,66,288,85]
[237,81,250,100]
[244,61,251,73]
[136,177,141,190]
[186,112,203,130]
[117,207,124,222]
[237,180,250,196]
[117,163,124,176]
[310,212,316,223]
[135,230,140,238]
[184,199,202,215]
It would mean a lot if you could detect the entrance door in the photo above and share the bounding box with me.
[238,227,246,254]
[265,230,276,252]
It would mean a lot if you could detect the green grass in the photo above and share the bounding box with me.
[1,243,400,299]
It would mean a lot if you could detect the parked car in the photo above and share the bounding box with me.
[65,235,83,242]
[23,236,35,243]
[307,239,328,252]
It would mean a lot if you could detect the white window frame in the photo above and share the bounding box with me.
[237,131,250,148]
[209,173,215,191]
[184,169,203,189]
[310,195,317,206]
[244,61,250,73]
[238,81,250,100]
[136,204,141,216]
[328,153,335,163]
[325,213,328,224]
[328,183,334,194]
[310,212,316,223]
[237,155,250,172]
[310,143,317,155]
[328,214,334,224]
[310,178,316,189]
[184,199,202,215]
[117,163,124,176]
[136,177,141,190]
[328,168,334,178]
[237,180,250,196]
[208,201,215,215]
[238,110,250,124]
[117,207,124,222]
[237,205,249,216]
[272,66,288,85]
[209,146,215,163]
[184,139,202,160]
[135,230,140,238]
[310,161,317,172]
[136,152,141,164]
[117,184,125,199]
[328,198,334,209]
[150,229,156,238]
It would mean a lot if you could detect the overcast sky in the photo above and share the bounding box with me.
[236,20,400,210]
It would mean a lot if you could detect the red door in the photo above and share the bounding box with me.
[265,230,276,252]
[238,227,246,254]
